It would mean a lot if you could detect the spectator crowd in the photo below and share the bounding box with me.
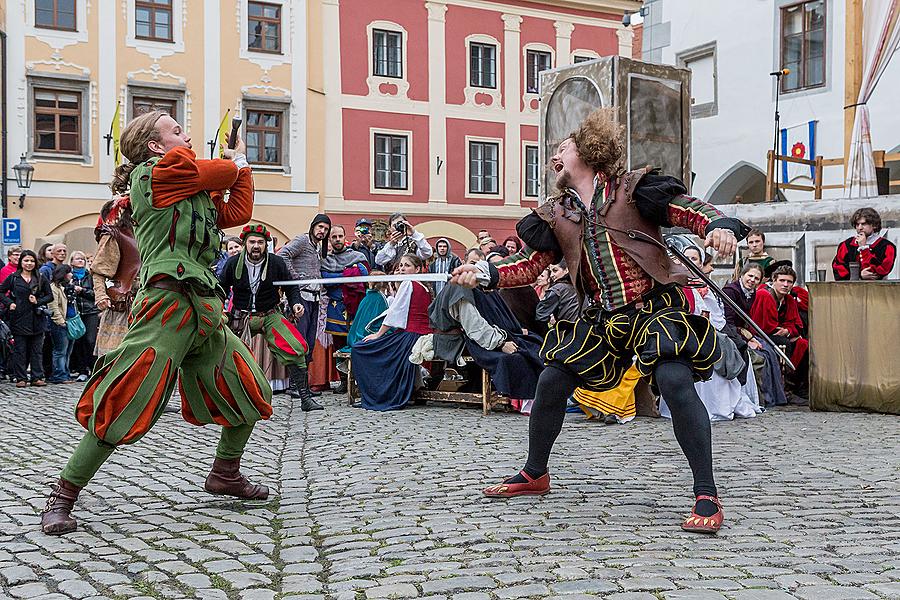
[1,206,895,423]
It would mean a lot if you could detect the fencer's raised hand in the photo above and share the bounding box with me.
[222,135,247,160]
[292,303,305,318]
[705,228,737,257]
[450,264,479,289]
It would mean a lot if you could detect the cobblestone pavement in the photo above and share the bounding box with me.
[2,382,899,600]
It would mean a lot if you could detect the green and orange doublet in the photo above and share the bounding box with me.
[60,147,269,486]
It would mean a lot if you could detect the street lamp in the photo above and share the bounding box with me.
[12,154,34,209]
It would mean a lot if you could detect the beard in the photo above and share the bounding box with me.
[555,168,571,190]
[247,248,265,262]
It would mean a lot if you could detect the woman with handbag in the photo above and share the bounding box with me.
[48,264,80,384]
[68,251,99,382]
[0,250,53,387]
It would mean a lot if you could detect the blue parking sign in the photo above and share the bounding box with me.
[2,218,21,245]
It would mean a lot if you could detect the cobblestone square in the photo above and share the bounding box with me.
[1,384,898,599]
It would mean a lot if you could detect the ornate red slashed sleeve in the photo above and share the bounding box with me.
[490,247,557,289]
[861,238,897,278]
[832,238,853,280]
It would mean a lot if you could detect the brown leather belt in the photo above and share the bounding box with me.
[147,277,218,298]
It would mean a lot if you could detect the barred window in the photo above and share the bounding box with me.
[470,42,497,89]
[373,29,402,78]
[469,141,499,194]
[374,134,408,190]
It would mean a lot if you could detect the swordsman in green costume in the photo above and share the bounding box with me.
[41,110,273,536]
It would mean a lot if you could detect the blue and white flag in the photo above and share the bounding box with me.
[780,120,817,182]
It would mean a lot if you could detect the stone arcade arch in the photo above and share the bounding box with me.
[706,161,785,205]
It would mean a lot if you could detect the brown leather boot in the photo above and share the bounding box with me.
[204,457,269,500]
[41,478,82,536]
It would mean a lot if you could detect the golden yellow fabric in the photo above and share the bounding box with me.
[573,364,640,421]
[808,282,900,414]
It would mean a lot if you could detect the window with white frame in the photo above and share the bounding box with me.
[780,0,826,92]
[135,0,173,42]
[374,133,408,190]
[470,42,497,89]
[469,140,499,194]
[526,50,552,94]
[524,145,539,197]
[372,29,403,78]
[248,1,282,53]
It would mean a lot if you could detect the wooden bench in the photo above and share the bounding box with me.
[334,351,509,415]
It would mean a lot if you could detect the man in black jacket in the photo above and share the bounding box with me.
[220,224,323,411]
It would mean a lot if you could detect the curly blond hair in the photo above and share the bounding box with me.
[569,108,625,179]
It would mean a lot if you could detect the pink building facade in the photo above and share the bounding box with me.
[322,0,642,252]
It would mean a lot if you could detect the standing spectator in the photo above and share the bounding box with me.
[0,250,52,387]
[503,236,522,255]
[37,243,54,268]
[278,214,331,360]
[48,264,76,384]
[40,243,68,281]
[92,197,140,359]
[429,238,461,296]
[750,264,809,400]
[740,229,775,275]
[69,251,99,381]
[375,212,433,268]
[832,207,896,280]
[350,218,382,268]
[533,268,551,300]
[215,236,243,277]
[322,225,369,393]
[535,261,580,324]
[1,246,22,283]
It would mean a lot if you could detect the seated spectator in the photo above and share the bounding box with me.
[429,238,461,296]
[750,264,809,401]
[48,264,76,384]
[832,207,896,280]
[503,236,522,255]
[661,246,759,421]
[375,212,434,268]
[740,228,775,276]
[535,260,580,324]
[352,254,433,411]
[533,268,550,300]
[0,250,52,387]
[430,248,544,414]
[340,272,390,351]
[480,238,498,254]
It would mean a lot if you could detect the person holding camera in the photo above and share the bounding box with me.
[0,249,53,387]
[374,212,433,269]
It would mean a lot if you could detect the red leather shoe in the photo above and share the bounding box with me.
[483,471,550,498]
[681,495,724,534]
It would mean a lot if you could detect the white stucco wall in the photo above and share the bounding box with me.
[654,0,900,202]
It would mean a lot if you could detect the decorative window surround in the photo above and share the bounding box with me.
[521,142,540,199]
[369,127,413,196]
[27,73,92,164]
[26,0,88,49]
[366,21,410,99]
[127,82,186,124]
[465,135,504,200]
[522,42,554,114]
[125,0,185,59]
[242,95,292,173]
[464,34,502,108]
[571,49,600,63]
[238,0,292,70]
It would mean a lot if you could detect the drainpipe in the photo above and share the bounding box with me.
[1,29,8,219]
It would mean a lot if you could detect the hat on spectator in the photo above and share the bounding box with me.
[240,223,271,242]
[356,217,373,227]
[765,259,793,279]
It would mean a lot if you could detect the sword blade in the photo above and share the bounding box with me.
[273,273,452,287]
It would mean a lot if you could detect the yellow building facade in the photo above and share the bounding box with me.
[2,0,325,253]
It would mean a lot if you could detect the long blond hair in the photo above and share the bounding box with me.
[109,110,167,195]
